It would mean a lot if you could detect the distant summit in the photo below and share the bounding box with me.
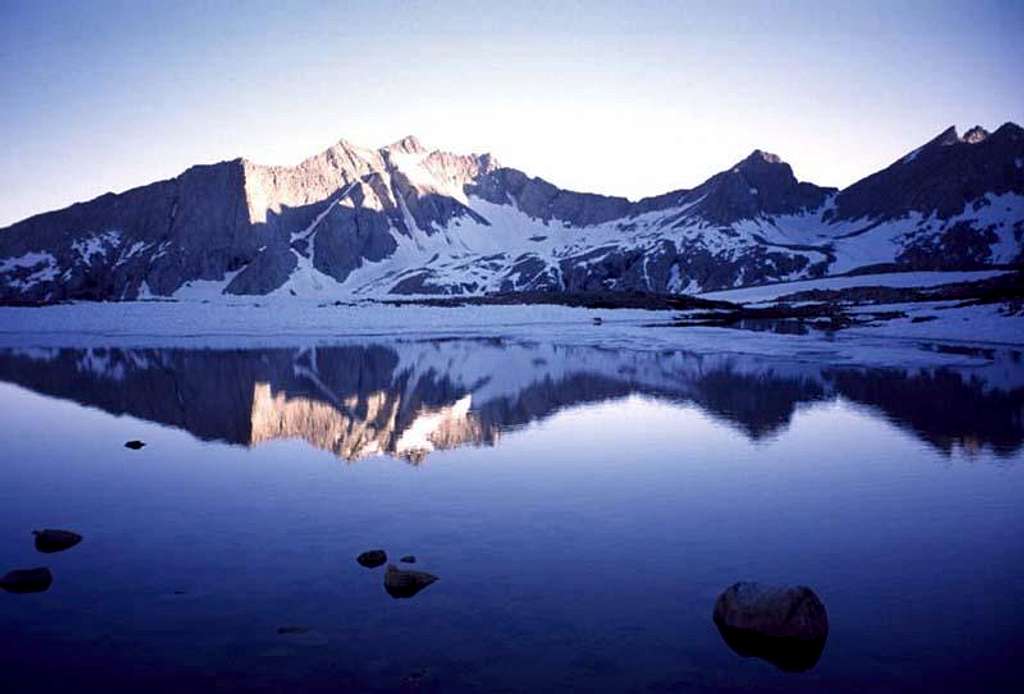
[385,135,427,154]
[740,149,784,166]
[831,121,1024,221]
[681,148,834,225]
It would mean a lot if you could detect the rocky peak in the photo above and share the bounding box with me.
[739,149,784,167]
[474,151,500,171]
[832,121,1024,221]
[929,126,961,148]
[384,135,427,155]
[423,149,501,180]
[961,125,990,144]
[991,121,1023,141]
[681,149,831,224]
[730,149,800,189]
[320,137,376,162]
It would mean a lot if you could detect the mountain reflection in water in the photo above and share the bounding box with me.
[0,339,1021,461]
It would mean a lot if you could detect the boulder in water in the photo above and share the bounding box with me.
[356,549,387,568]
[124,440,146,450]
[384,564,438,599]
[1,567,53,594]
[713,581,828,672]
[32,529,83,553]
[399,555,416,564]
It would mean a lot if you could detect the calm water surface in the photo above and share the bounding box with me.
[0,338,1022,692]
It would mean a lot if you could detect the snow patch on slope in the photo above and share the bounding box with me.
[71,230,121,265]
[173,269,245,300]
[270,250,344,298]
[0,251,60,290]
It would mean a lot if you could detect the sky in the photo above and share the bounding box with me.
[0,0,1022,227]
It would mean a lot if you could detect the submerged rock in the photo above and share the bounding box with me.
[399,555,416,564]
[356,549,387,568]
[1,567,53,594]
[384,564,438,599]
[124,440,146,450]
[32,529,83,553]
[713,581,828,672]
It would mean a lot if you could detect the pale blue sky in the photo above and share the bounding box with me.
[1,0,1021,226]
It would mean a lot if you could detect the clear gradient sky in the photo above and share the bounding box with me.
[1,0,1022,227]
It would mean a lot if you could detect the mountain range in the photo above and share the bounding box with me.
[1,123,1022,303]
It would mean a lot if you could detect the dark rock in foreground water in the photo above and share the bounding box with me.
[384,564,438,599]
[1,567,53,594]
[32,528,82,553]
[124,440,146,450]
[356,549,387,568]
[399,555,416,563]
[713,581,828,672]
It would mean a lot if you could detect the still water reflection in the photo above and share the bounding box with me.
[0,338,1022,692]
[0,340,1021,461]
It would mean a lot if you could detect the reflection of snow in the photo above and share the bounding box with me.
[4,325,1023,465]
[249,380,484,462]
[395,394,473,457]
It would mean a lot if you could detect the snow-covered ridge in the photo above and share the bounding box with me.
[1,122,1022,304]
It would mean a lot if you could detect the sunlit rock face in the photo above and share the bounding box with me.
[0,340,1022,462]
[392,394,493,463]
[250,383,398,460]
[2,124,1021,303]
[249,384,492,462]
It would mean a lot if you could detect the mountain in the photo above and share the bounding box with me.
[1,124,1022,303]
